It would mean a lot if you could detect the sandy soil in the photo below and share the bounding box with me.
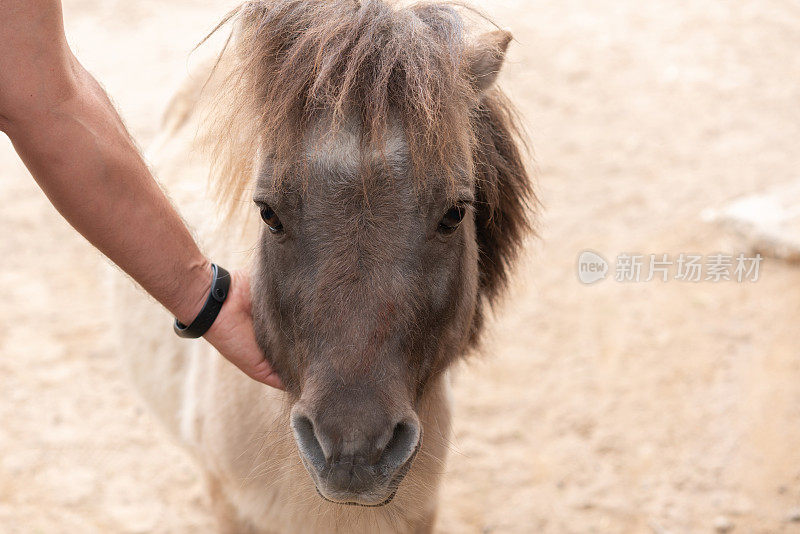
[2,1,800,532]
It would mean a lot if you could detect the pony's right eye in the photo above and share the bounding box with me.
[258,204,283,234]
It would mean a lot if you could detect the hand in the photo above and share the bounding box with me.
[203,269,283,389]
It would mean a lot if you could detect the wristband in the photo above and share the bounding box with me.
[173,264,231,338]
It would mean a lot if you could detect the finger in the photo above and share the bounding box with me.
[247,357,285,390]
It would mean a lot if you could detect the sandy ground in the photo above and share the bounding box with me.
[2,1,800,532]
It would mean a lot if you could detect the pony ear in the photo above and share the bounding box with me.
[467,30,513,92]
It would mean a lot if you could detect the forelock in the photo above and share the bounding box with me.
[205,0,485,215]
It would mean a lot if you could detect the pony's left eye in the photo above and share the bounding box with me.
[258,204,284,234]
[438,204,466,235]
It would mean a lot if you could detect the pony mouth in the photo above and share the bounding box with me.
[306,435,422,507]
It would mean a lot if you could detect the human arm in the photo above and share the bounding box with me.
[0,0,282,388]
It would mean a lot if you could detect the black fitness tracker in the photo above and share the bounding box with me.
[173,263,231,338]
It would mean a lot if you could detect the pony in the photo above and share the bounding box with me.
[115,1,533,531]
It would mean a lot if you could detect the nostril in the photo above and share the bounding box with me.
[291,414,326,473]
[378,420,420,471]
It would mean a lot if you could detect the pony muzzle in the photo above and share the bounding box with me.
[290,405,421,506]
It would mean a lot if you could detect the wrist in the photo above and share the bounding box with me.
[173,258,213,325]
